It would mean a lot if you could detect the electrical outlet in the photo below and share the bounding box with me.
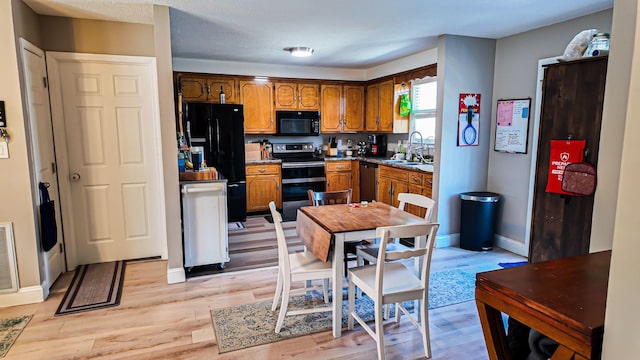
[0,101,5,127]
[0,142,8,159]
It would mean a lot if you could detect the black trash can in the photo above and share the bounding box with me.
[459,192,501,251]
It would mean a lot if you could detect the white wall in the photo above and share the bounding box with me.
[435,35,496,239]
[173,48,437,82]
[601,0,640,356]
[365,48,437,80]
[173,57,368,81]
[2,0,40,293]
[488,10,613,255]
[153,5,184,282]
[591,8,631,253]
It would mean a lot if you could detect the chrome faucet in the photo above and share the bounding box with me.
[408,131,424,162]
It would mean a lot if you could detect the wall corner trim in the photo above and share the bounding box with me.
[0,285,45,308]
[494,235,528,257]
[167,267,185,284]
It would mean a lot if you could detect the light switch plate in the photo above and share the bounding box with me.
[0,142,8,159]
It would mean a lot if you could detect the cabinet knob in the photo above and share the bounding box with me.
[336,165,343,169]
[259,168,266,173]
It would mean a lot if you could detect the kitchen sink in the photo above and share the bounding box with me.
[413,164,434,172]
[380,159,434,172]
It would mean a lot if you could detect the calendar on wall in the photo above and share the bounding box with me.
[494,98,531,154]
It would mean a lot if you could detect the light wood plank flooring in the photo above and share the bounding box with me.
[0,243,524,360]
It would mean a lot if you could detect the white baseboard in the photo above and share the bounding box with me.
[494,235,528,257]
[167,267,186,284]
[436,233,528,257]
[0,285,45,308]
[435,233,460,248]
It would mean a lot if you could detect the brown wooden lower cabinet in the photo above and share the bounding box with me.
[325,160,359,202]
[246,164,281,212]
[377,165,432,216]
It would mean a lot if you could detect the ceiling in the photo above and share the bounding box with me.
[23,0,613,69]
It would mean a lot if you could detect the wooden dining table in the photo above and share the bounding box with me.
[475,251,610,360]
[296,201,429,338]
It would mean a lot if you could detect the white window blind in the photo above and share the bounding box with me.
[410,77,437,141]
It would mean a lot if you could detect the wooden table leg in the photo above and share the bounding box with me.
[332,233,345,338]
[476,299,511,360]
[550,345,583,360]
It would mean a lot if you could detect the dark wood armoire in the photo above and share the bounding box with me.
[529,57,608,263]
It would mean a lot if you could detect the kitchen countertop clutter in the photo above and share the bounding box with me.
[246,156,434,173]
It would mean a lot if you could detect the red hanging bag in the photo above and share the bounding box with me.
[562,162,597,196]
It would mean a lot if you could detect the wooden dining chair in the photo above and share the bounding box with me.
[307,189,365,275]
[307,188,352,206]
[348,222,440,360]
[269,201,333,334]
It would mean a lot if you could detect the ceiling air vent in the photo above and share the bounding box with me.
[0,223,18,293]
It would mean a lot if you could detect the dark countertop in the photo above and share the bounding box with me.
[325,156,434,173]
[244,156,433,173]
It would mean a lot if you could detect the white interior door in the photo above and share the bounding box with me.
[19,39,65,294]
[47,53,165,265]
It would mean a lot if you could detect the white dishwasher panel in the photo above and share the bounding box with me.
[181,182,229,267]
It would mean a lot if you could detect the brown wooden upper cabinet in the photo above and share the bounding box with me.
[180,74,237,104]
[274,82,320,111]
[320,84,364,133]
[365,79,394,132]
[240,80,275,134]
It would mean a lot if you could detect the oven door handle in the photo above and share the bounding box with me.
[282,177,326,185]
[282,161,325,168]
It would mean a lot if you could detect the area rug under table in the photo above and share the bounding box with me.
[55,261,126,316]
[0,315,32,357]
[211,268,475,353]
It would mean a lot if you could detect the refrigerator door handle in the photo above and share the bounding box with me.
[208,123,213,153]
[216,118,221,163]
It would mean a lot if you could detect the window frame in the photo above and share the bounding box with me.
[410,76,437,142]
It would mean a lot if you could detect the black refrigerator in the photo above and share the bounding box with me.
[183,103,246,222]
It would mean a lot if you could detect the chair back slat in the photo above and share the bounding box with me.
[307,189,352,206]
[374,223,439,289]
[384,247,428,261]
[269,201,290,272]
[398,192,436,221]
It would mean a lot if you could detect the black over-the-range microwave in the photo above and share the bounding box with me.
[275,110,320,136]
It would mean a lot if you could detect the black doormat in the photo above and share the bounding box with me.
[264,215,273,223]
[55,261,126,316]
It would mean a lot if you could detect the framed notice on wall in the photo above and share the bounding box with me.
[494,98,531,154]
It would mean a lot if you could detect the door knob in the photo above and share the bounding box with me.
[70,173,81,181]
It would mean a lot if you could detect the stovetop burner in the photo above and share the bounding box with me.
[272,142,321,162]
